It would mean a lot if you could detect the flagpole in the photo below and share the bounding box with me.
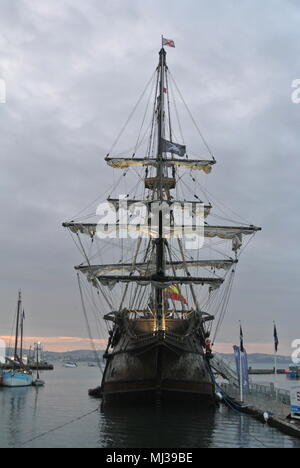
[274,321,278,399]
[274,350,278,399]
[239,346,243,403]
[239,322,243,403]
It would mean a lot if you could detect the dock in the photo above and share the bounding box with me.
[220,381,300,439]
[248,368,286,375]
[210,354,300,440]
[0,363,54,371]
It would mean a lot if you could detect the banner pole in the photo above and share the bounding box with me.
[239,347,243,403]
[274,350,278,399]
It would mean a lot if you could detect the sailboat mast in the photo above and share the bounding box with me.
[20,309,24,361]
[36,343,40,380]
[155,47,167,330]
[14,291,21,360]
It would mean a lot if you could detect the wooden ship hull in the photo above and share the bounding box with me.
[102,348,214,404]
[100,313,215,404]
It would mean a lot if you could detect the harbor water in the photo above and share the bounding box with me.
[0,366,299,448]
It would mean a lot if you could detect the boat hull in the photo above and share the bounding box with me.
[1,371,33,387]
[101,344,215,405]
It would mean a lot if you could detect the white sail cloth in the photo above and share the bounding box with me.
[76,259,235,276]
[65,222,260,241]
[105,157,215,174]
[95,276,223,289]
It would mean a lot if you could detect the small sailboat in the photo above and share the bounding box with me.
[2,292,33,387]
[63,361,78,368]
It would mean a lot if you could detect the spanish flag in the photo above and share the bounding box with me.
[164,285,187,305]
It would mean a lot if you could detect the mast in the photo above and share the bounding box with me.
[36,343,40,380]
[157,46,166,195]
[155,46,167,331]
[14,291,21,361]
[20,309,24,362]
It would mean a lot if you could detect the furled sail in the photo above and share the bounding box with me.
[76,259,236,277]
[63,222,261,240]
[105,157,215,174]
[107,199,212,218]
[94,275,224,289]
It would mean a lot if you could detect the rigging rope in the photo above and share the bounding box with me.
[134,71,157,155]
[77,274,104,374]
[108,71,156,156]
[212,267,236,342]
[169,72,215,160]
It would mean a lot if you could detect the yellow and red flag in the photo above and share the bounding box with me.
[164,285,187,305]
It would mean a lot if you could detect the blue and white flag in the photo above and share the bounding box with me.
[233,345,250,392]
[161,138,186,157]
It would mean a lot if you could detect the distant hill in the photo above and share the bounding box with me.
[5,348,104,363]
[220,353,292,366]
[4,349,292,366]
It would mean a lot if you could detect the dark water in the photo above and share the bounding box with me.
[0,366,299,448]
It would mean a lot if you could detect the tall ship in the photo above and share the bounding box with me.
[63,38,261,404]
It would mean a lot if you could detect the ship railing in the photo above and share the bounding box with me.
[125,309,195,319]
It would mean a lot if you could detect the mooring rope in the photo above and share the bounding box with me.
[206,364,268,448]
[20,407,100,447]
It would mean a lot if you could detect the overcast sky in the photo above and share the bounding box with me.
[0,0,299,354]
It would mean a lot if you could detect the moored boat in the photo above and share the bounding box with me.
[1,292,33,388]
[2,370,33,387]
[285,365,300,380]
[63,361,78,368]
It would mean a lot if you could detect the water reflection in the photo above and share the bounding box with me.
[0,387,31,447]
[99,403,300,449]
[1,367,300,448]
[100,403,217,448]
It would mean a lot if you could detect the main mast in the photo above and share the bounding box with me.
[155,46,167,331]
